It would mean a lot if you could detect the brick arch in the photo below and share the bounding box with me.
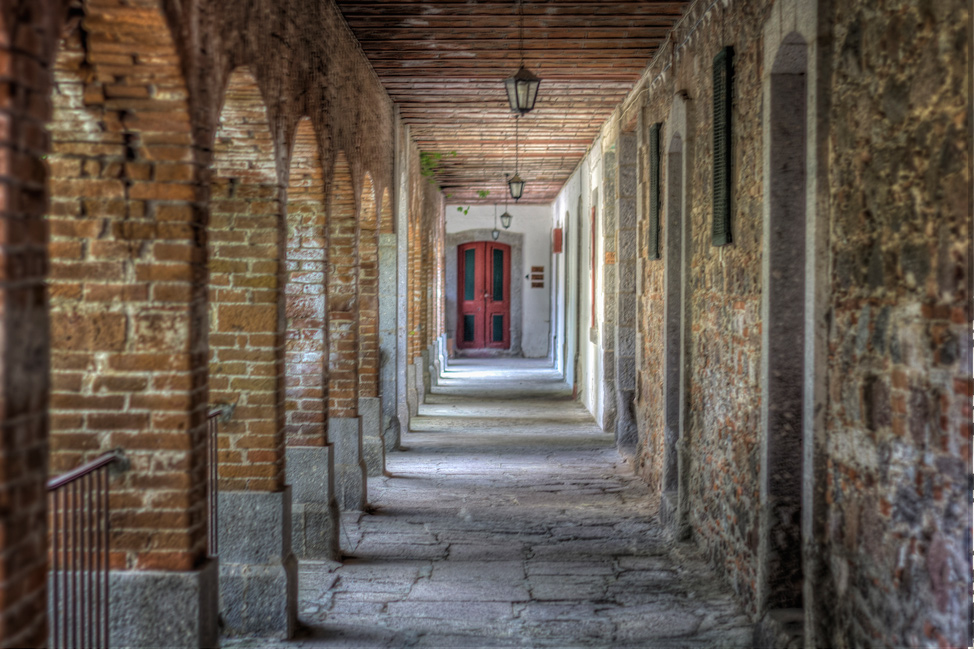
[379,187,393,234]
[284,117,327,446]
[208,66,285,492]
[358,172,379,399]
[326,151,359,419]
[45,0,206,579]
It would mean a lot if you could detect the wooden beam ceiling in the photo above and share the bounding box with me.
[335,1,690,204]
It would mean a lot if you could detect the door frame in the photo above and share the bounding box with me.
[456,241,511,350]
[445,229,524,356]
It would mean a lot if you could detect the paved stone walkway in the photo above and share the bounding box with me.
[228,358,753,648]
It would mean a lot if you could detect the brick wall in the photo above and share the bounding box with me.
[47,0,207,574]
[327,151,359,419]
[0,2,59,645]
[4,0,408,644]
[207,67,285,492]
[404,142,446,360]
[284,117,327,446]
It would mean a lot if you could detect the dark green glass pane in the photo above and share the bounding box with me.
[463,315,475,342]
[464,249,476,301]
[492,314,503,343]
[492,249,504,301]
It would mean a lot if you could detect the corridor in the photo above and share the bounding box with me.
[229,359,753,648]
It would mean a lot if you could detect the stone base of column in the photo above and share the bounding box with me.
[420,349,431,397]
[415,354,427,404]
[615,388,638,459]
[384,414,401,452]
[406,362,419,419]
[359,396,385,477]
[286,445,340,561]
[96,559,219,648]
[429,343,441,387]
[332,417,367,510]
[218,489,297,638]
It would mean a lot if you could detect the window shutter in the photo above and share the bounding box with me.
[648,122,662,260]
[712,46,734,246]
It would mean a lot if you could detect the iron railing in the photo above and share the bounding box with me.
[48,450,123,649]
[207,408,221,556]
[207,406,232,557]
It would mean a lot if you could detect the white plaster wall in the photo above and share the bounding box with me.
[445,204,552,357]
[549,138,605,427]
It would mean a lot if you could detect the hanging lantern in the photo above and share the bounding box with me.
[500,210,513,229]
[491,228,500,241]
[507,173,525,201]
[505,66,540,115]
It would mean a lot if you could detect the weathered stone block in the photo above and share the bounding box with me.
[331,417,367,510]
[99,561,218,648]
[359,396,385,477]
[218,489,296,637]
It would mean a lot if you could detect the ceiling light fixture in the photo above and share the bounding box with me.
[500,179,513,228]
[504,0,540,115]
[508,116,525,201]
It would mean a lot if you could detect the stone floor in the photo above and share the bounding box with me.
[227,358,753,648]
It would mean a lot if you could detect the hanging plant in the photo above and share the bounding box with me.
[456,189,490,215]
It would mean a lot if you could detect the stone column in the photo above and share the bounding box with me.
[614,131,639,459]
[600,141,619,433]
[379,232,401,451]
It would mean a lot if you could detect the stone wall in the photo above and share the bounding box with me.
[555,0,970,645]
[820,1,969,645]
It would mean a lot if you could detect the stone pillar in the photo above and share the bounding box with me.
[287,446,340,560]
[218,488,297,637]
[106,562,219,648]
[379,232,400,450]
[614,131,639,459]
[332,417,367,510]
[359,396,384,476]
[600,141,619,433]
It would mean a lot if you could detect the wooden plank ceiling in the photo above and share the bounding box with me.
[335,0,690,204]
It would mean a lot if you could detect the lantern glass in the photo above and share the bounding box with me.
[504,66,540,115]
[507,173,525,201]
[500,211,512,229]
[491,228,500,241]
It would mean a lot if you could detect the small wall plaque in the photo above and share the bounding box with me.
[605,251,616,265]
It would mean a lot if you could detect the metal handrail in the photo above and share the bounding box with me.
[207,405,233,557]
[48,449,124,649]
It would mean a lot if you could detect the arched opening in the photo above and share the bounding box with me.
[208,66,295,636]
[284,116,339,561]
[328,151,366,511]
[358,172,385,476]
[208,66,284,493]
[358,173,380,401]
[284,117,327,448]
[760,32,808,616]
[42,1,215,645]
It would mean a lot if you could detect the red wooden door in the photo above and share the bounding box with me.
[457,241,510,350]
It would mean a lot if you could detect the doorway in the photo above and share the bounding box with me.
[457,241,511,350]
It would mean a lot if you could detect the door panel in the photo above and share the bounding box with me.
[457,241,510,350]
